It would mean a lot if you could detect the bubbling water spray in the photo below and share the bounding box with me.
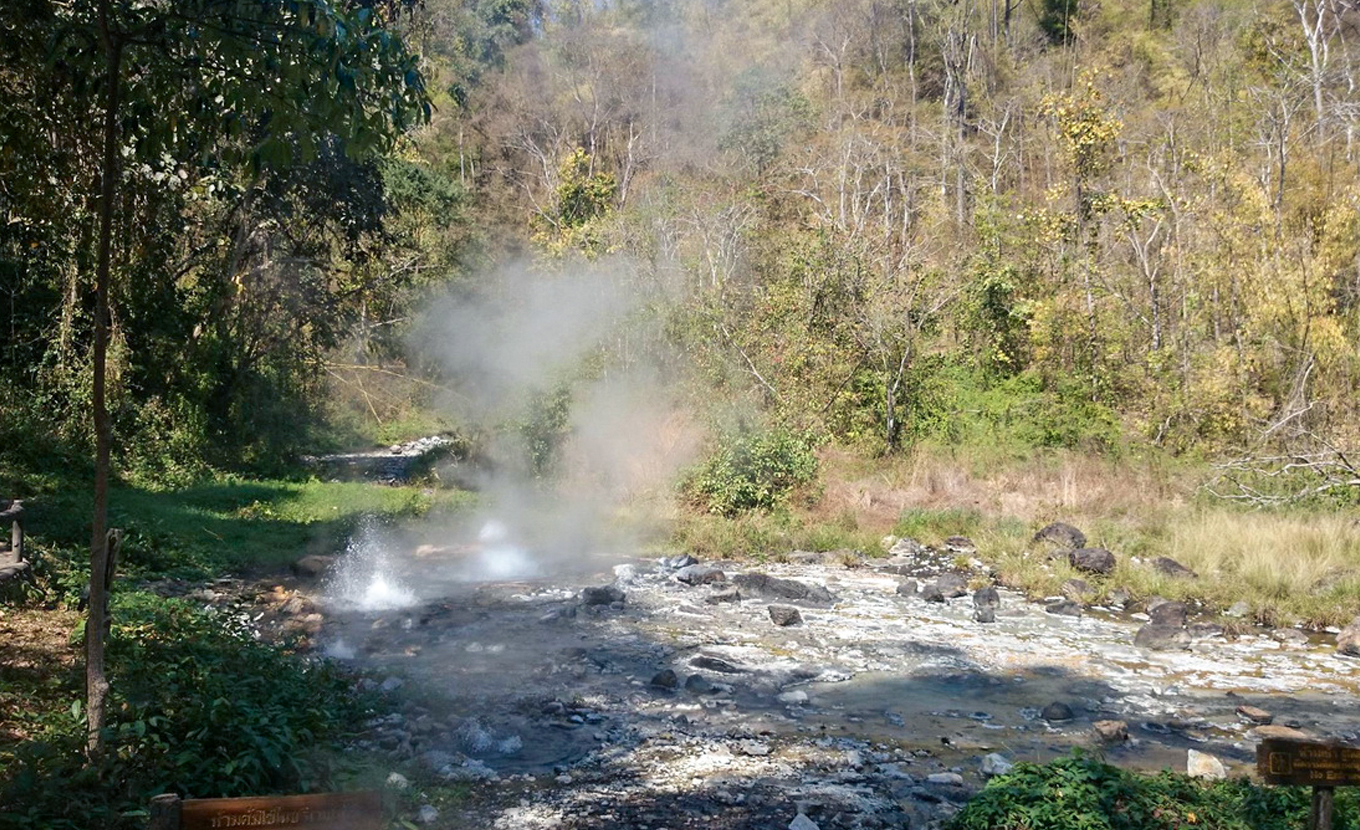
[470,519,540,581]
[327,524,418,611]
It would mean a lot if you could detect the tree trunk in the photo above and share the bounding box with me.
[87,0,122,760]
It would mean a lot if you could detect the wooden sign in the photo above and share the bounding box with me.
[176,792,382,830]
[1258,738,1360,787]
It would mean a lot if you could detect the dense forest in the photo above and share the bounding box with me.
[5,0,1360,499]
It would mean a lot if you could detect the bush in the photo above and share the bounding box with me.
[950,751,1358,830]
[0,594,372,829]
[682,428,820,516]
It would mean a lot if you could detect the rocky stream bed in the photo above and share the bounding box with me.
[161,539,1360,830]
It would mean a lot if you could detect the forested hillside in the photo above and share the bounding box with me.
[5,0,1360,504]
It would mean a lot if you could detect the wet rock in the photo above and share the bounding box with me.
[921,584,945,603]
[581,585,626,606]
[386,771,410,789]
[888,537,926,557]
[896,579,919,596]
[1187,749,1226,780]
[1272,628,1309,645]
[660,554,699,571]
[674,564,727,586]
[705,587,742,604]
[1069,547,1116,576]
[935,573,969,598]
[1107,588,1131,607]
[1339,617,1360,657]
[1041,702,1074,722]
[974,607,996,624]
[1061,578,1093,600]
[789,814,819,830]
[973,586,1000,609]
[1187,622,1224,639]
[1252,725,1311,740]
[1045,599,1082,617]
[684,674,716,694]
[1093,720,1128,743]
[1034,522,1087,550]
[927,772,965,786]
[732,573,834,604]
[291,554,335,578]
[1236,705,1273,725]
[1135,624,1191,651]
[650,669,679,689]
[1225,600,1252,618]
[981,753,1014,777]
[1152,556,1197,579]
[417,805,439,825]
[691,655,745,674]
[943,536,976,553]
[1148,601,1188,627]
[768,605,804,626]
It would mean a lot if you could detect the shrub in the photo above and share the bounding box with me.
[950,751,1358,830]
[0,593,372,829]
[683,428,820,516]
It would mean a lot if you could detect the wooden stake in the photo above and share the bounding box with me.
[1312,786,1334,830]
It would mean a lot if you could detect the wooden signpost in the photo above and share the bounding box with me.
[1257,738,1360,830]
[149,792,382,830]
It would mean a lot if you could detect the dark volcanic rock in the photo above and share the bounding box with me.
[650,669,679,689]
[935,573,969,598]
[684,674,716,694]
[581,585,626,606]
[674,564,727,586]
[921,583,945,603]
[1339,617,1360,657]
[1148,601,1188,627]
[896,579,919,597]
[1135,623,1191,651]
[1151,556,1197,579]
[690,655,745,674]
[705,587,742,604]
[1187,622,1224,639]
[1045,599,1082,617]
[974,607,996,624]
[768,605,804,626]
[973,586,1000,609]
[1068,547,1116,576]
[1061,578,1093,600]
[1041,702,1074,722]
[1034,522,1087,550]
[731,573,834,604]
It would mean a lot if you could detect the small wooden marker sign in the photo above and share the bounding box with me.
[1258,738,1360,830]
[150,791,381,830]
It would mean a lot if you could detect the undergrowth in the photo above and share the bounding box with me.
[950,751,1358,830]
[0,594,374,830]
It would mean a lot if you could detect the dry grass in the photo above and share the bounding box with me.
[675,444,1360,627]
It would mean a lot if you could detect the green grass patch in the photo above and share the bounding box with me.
[24,477,475,597]
[950,751,1358,830]
[670,509,885,561]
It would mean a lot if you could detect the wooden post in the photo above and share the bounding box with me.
[149,793,181,830]
[1312,787,1334,830]
[10,499,21,563]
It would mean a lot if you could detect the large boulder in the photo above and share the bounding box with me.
[674,564,727,586]
[1069,547,1116,576]
[1034,522,1087,550]
[1135,623,1191,651]
[581,585,625,606]
[1186,749,1226,780]
[1337,616,1360,657]
[768,605,804,626]
[934,573,969,598]
[1148,601,1188,627]
[973,586,1000,609]
[732,573,834,604]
